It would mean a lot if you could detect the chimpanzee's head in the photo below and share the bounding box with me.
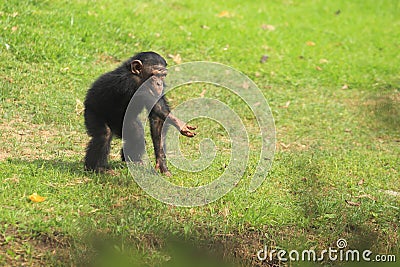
[129,51,168,96]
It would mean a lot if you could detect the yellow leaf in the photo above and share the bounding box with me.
[168,54,182,64]
[217,10,232,18]
[261,24,275,31]
[306,41,316,46]
[199,89,206,98]
[29,193,46,203]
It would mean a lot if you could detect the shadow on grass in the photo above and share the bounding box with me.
[3,157,137,185]
[3,157,85,175]
[3,155,398,266]
[286,150,396,260]
[3,158,246,265]
[71,230,242,267]
[364,90,400,133]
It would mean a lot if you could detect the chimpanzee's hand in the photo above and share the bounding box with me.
[180,124,197,137]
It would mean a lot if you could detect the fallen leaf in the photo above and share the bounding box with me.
[357,179,364,186]
[261,24,275,31]
[380,190,400,197]
[260,55,269,63]
[201,25,210,30]
[168,54,182,64]
[105,169,117,175]
[11,26,18,32]
[355,194,376,201]
[28,193,46,203]
[89,208,100,213]
[75,99,84,115]
[217,10,232,18]
[306,41,316,46]
[262,45,270,50]
[316,66,322,71]
[319,58,329,64]
[341,84,349,90]
[65,177,91,186]
[345,200,361,206]
[279,101,291,108]
[280,142,290,149]
[87,11,98,17]
[4,176,19,183]
[112,197,129,208]
[200,89,206,98]
[220,207,230,217]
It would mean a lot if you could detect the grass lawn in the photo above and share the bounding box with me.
[1,0,399,266]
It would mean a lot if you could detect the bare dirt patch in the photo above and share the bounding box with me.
[0,225,70,266]
[0,117,85,161]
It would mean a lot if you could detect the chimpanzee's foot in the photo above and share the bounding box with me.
[84,165,108,173]
[155,161,171,176]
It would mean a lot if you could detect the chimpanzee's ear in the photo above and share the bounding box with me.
[131,60,143,75]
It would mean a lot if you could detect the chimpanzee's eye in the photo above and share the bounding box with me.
[155,71,167,78]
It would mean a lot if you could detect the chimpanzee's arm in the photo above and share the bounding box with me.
[146,96,196,137]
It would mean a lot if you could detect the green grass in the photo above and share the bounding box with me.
[1,0,399,266]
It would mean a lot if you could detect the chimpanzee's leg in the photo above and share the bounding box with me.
[84,109,112,172]
[121,117,145,163]
[149,113,170,176]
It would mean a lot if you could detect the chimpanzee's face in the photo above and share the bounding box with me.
[148,64,167,96]
[131,58,167,97]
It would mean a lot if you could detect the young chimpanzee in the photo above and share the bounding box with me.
[84,51,196,175]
